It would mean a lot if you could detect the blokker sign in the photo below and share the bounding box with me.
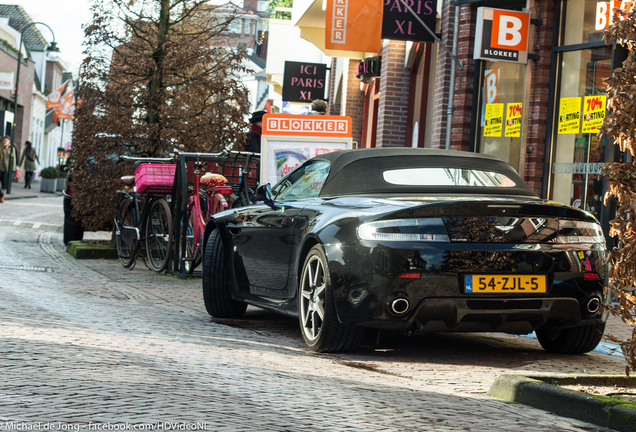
[595,1,633,30]
[474,7,531,64]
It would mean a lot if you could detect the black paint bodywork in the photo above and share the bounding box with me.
[203,149,609,335]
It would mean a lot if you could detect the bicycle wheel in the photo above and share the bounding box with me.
[116,195,136,268]
[144,198,174,273]
[184,202,202,272]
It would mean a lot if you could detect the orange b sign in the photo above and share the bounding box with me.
[474,7,531,64]
[491,10,530,51]
[325,0,382,53]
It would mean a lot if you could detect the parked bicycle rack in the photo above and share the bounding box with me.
[170,150,260,279]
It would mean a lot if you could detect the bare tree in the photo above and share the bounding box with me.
[72,0,251,230]
[600,7,636,375]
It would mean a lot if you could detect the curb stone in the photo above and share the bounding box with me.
[488,374,636,432]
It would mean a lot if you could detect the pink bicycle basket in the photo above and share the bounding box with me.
[134,164,176,195]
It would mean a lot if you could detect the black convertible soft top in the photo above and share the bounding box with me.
[312,148,538,198]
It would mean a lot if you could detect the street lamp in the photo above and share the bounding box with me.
[7,22,59,194]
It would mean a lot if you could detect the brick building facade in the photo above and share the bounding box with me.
[291,0,618,235]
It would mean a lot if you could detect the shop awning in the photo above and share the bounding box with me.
[292,0,375,60]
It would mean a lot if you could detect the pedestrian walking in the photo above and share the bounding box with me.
[0,135,16,197]
[19,141,39,189]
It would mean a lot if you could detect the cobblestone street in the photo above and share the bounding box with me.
[0,191,630,431]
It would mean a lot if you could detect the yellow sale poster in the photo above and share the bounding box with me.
[484,103,504,137]
[505,102,522,137]
[582,95,606,133]
[558,97,581,134]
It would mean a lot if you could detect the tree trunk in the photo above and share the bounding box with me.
[147,0,171,156]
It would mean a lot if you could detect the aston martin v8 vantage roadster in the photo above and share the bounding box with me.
[201,148,609,354]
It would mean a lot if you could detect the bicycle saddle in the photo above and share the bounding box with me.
[120,175,135,185]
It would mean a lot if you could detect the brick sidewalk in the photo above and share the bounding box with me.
[3,180,62,200]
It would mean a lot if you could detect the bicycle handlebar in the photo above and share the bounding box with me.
[229,150,261,157]
[176,149,229,159]
[119,155,174,164]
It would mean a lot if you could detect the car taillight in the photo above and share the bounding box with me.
[556,220,605,244]
[66,185,73,196]
[357,218,449,242]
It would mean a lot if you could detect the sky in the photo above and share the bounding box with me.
[12,0,93,76]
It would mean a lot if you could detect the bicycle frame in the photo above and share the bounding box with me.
[115,190,152,253]
[186,159,232,272]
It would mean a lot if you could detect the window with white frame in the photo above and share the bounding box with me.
[227,17,242,34]
[244,19,251,35]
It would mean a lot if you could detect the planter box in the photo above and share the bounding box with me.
[40,178,56,193]
[56,177,66,191]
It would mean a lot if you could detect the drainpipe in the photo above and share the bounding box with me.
[445,6,460,150]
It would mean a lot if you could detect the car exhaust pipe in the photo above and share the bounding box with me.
[391,298,410,315]
[586,297,601,314]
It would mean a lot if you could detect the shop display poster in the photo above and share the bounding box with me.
[504,102,522,137]
[582,95,606,133]
[558,97,581,134]
[484,103,503,137]
[264,141,348,186]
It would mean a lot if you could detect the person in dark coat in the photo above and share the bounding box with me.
[19,140,39,189]
[244,110,266,154]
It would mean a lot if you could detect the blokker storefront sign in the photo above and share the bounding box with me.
[474,7,531,64]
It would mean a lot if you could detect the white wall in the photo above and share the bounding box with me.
[29,91,46,174]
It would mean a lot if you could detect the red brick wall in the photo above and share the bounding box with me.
[450,7,477,152]
[0,51,35,156]
[376,41,410,148]
[524,2,554,196]
[339,58,363,146]
[430,2,456,149]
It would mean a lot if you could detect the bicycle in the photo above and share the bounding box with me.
[114,156,175,272]
[222,150,260,208]
[182,151,232,273]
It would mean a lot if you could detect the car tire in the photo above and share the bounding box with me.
[63,218,84,245]
[298,245,365,353]
[202,228,247,318]
[536,321,606,354]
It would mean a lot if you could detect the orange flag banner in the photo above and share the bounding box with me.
[46,80,70,109]
[325,0,383,53]
[55,90,75,122]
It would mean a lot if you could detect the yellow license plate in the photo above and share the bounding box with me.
[464,275,547,293]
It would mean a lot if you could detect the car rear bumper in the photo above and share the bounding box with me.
[325,242,609,333]
[363,296,606,334]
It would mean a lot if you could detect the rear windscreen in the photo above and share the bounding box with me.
[383,168,516,188]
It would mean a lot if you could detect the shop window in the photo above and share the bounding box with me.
[563,0,610,45]
[551,45,611,220]
[226,18,242,34]
[476,61,526,171]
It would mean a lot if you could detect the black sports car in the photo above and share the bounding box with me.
[201,148,609,354]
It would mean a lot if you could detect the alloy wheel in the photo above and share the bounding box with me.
[300,254,326,342]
